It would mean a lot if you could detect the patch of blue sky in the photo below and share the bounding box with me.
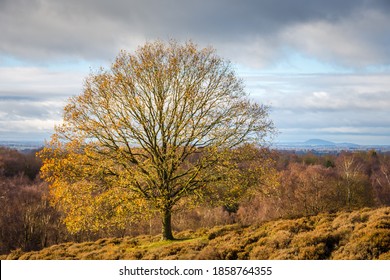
[0,54,104,74]
[0,55,26,67]
[365,64,390,74]
[235,51,353,76]
[272,51,354,74]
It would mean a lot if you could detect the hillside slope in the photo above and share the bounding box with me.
[3,207,390,260]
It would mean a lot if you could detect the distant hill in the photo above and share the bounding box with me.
[304,139,336,146]
[3,207,389,260]
[303,139,360,148]
[0,141,44,151]
[271,139,390,152]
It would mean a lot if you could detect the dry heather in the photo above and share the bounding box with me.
[2,207,389,260]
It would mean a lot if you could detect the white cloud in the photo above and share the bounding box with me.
[246,73,390,111]
[0,119,61,132]
[0,66,85,97]
[243,72,390,144]
[281,9,390,68]
[0,66,81,140]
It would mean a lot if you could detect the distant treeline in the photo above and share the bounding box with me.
[1,147,389,255]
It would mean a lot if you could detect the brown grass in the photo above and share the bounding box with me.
[2,207,389,260]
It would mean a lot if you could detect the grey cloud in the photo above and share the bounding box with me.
[1,0,390,143]
[0,98,64,120]
[282,10,390,67]
[1,0,389,68]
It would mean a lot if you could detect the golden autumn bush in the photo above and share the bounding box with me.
[3,207,389,260]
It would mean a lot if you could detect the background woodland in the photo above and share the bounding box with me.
[1,146,389,256]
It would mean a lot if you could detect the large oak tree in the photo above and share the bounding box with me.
[39,41,273,240]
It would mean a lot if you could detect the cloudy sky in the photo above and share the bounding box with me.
[1,0,390,145]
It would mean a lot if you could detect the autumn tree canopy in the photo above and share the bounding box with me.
[39,40,274,240]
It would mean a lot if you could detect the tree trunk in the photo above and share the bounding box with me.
[161,207,174,240]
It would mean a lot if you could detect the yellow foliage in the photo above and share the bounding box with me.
[38,40,274,239]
